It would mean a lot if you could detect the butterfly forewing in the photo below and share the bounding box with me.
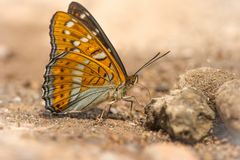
[67,2,128,78]
[49,11,126,83]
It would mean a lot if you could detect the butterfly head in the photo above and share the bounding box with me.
[126,74,139,86]
[120,74,138,97]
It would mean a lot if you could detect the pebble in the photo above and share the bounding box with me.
[142,143,199,160]
[145,87,215,143]
[215,79,240,137]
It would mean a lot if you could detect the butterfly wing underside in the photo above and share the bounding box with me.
[67,2,128,78]
[43,3,127,113]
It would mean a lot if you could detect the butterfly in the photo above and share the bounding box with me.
[42,2,169,114]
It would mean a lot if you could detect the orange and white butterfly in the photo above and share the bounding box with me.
[42,2,169,113]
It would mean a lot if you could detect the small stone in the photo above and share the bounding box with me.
[178,67,237,101]
[145,87,215,143]
[142,143,199,160]
[216,79,240,137]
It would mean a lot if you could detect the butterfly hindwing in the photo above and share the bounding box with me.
[43,52,116,112]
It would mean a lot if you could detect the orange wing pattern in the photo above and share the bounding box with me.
[67,2,128,78]
[42,2,131,113]
[43,52,117,112]
[50,11,126,84]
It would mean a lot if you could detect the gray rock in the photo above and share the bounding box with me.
[178,67,237,101]
[145,87,215,143]
[216,79,240,137]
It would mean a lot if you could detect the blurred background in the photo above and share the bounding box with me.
[0,0,240,84]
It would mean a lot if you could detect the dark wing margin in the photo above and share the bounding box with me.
[67,2,128,78]
[49,12,58,59]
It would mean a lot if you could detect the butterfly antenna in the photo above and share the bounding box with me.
[134,51,170,75]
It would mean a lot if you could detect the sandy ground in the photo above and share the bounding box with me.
[0,0,240,160]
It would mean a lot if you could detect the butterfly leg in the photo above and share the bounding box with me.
[96,109,105,122]
[95,100,116,122]
[123,96,139,119]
